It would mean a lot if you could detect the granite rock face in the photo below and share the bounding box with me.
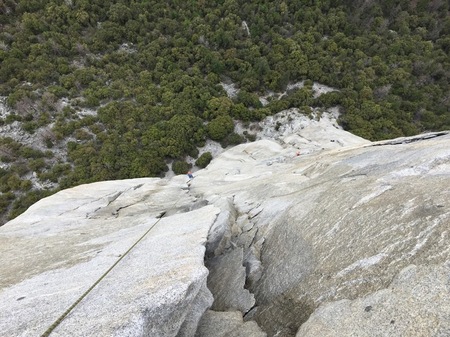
[192,131,450,336]
[207,247,255,313]
[0,177,220,337]
[195,310,266,337]
[1,114,449,337]
[297,263,450,337]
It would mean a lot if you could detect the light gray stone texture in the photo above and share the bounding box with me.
[205,196,236,257]
[195,310,243,336]
[192,132,450,336]
[207,247,255,313]
[0,177,220,337]
[195,310,266,337]
[297,263,450,337]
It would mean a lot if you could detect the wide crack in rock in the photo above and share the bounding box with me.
[371,131,448,146]
[207,247,255,313]
[197,196,266,336]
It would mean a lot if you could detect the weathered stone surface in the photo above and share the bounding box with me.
[255,109,371,154]
[225,321,266,337]
[205,196,236,257]
[297,263,450,337]
[195,310,266,337]
[192,131,450,336]
[207,247,255,313]
[0,177,220,336]
[195,310,243,337]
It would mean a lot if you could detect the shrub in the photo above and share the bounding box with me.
[195,152,213,168]
[22,121,39,133]
[207,115,234,141]
[244,131,257,142]
[172,160,191,175]
[19,146,45,159]
[221,132,244,147]
[29,158,47,171]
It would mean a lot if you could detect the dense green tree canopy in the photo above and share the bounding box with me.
[0,0,448,223]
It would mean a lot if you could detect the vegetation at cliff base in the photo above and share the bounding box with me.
[0,0,449,223]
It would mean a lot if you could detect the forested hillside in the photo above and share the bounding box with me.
[0,0,449,223]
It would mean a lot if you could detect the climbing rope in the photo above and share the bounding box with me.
[40,211,167,337]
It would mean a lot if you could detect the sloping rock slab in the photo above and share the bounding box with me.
[192,132,450,336]
[0,178,220,337]
[297,263,450,337]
